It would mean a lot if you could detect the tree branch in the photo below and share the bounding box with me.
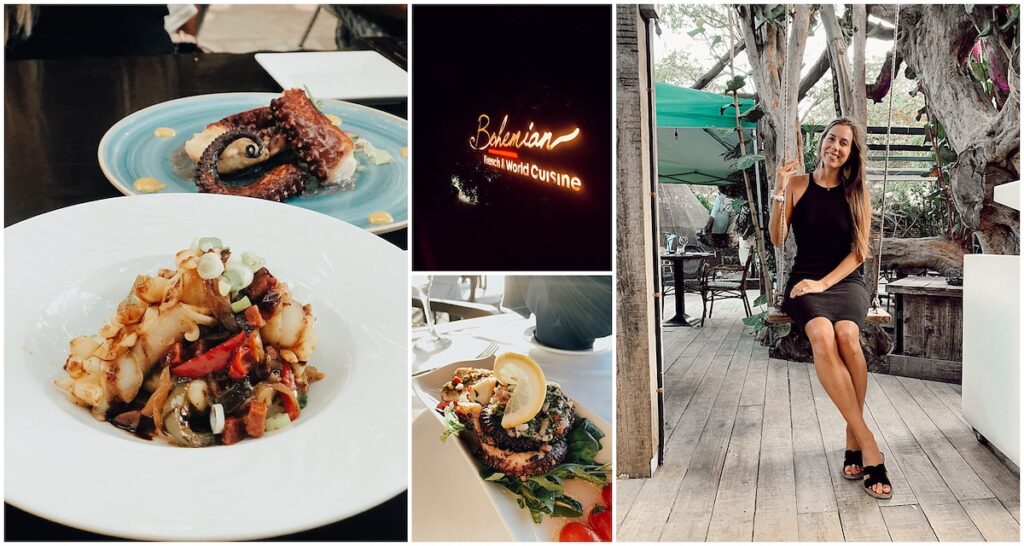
[866,50,903,103]
[692,41,746,90]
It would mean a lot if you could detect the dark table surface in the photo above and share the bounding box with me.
[3,50,408,250]
[4,51,407,541]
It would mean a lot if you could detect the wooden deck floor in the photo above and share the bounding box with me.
[618,294,1019,542]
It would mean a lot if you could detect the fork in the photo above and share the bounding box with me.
[411,341,499,378]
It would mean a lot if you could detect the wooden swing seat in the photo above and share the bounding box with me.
[767,306,892,325]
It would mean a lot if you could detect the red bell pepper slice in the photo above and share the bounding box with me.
[279,365,301,420]
[172,332,245,378]
[227,334,257,380]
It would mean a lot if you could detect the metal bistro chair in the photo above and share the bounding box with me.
[702,253,754,321]
[678,252,715,326]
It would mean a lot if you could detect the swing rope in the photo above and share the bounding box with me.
[870,4,900,308]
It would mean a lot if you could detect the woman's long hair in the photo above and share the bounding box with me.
[819,117,872,261]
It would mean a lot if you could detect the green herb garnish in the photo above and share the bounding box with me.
[479,417,609,524]
[439,404,465,442]
[298,392,308,409]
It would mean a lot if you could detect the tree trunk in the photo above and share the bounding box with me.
[898,5,1020,254]
[821,5,867,129]
[738,4,810,305]
[872,236,966,273]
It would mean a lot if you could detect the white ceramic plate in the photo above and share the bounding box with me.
[5,194,408,540]
[523,326,614,356]
[411,355,611,542]
[255,51,408,100]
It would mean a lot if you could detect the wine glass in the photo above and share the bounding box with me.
[413,276,452,353]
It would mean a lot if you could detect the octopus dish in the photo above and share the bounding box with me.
[185,89,358,202]
[437,352,609,526]
[55,237,322,447]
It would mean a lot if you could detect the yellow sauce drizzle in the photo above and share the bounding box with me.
[133,177,167,193]
[326,114,342,127]
[153,127,176,138]
[399,147,409,158]
[367,211,394,225]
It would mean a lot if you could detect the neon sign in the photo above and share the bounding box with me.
[469,114,584,193]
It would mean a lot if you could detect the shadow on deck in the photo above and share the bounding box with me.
[618,293,1019,542]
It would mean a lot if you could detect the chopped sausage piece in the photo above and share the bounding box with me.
[221,417,245,445]
[245,401,268,438]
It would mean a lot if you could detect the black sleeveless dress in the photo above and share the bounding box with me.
[781,174,870,331]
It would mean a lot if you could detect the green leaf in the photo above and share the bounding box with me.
[552,496,585,518]
[775,323,792,338]
[741,104,765,123]
[736,154,765,170]
[979,20,993,37]
[725,75,747,92]
[438,404,465,443]
[687,27,702,37]
[720,103,738,115]
[753,293,768,307]
[965,4,974,14]
[711,35,722,47]
[731,198,747,212]
[482,472,506,481]
[565,417,604,464]
[742,315,762,327]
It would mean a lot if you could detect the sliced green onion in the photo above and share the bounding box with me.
[224,264,254,292]
[197,237,224,252]
[197,252,225,280]
[210,404,225,434]
[241,252,265,270]
[230,296,252,313]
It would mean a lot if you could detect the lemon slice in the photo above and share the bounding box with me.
[494,352,546,429]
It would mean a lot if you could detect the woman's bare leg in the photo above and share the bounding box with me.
[804,317,890,495]
[835,320,868,476]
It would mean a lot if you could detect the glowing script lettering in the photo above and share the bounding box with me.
[468,114,580,152]
[470,114,585,193]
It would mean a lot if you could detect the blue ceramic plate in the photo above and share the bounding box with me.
[98,93,408,234]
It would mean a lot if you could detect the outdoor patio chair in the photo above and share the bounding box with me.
[702,253,753,320]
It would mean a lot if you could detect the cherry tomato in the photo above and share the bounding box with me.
[560,522,600,542]
[602,484,612,508]
[588,507,612,541]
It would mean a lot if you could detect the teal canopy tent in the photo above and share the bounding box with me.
[656,82,756,186]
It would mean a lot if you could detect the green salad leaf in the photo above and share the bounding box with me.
[479,417,609,524]
[439,404,465,442]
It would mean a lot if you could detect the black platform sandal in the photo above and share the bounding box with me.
[842,450,864,480]
[862,459,893,499]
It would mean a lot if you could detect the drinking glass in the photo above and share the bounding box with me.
[413,276,452,353]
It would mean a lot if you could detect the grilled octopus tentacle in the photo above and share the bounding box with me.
[195,129,306,202]
[184,106,289,174]
[270,89,357,185]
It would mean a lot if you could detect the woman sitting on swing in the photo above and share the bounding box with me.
[770,117,892,499]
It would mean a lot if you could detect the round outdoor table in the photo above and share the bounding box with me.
[661,252,713,327]
[4,50,407,541]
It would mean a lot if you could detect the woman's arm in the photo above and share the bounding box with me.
[769,159,802,247]
[790,251,864,298]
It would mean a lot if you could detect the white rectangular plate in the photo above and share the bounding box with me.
[255,51,407,99]
[412,355,611,542]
